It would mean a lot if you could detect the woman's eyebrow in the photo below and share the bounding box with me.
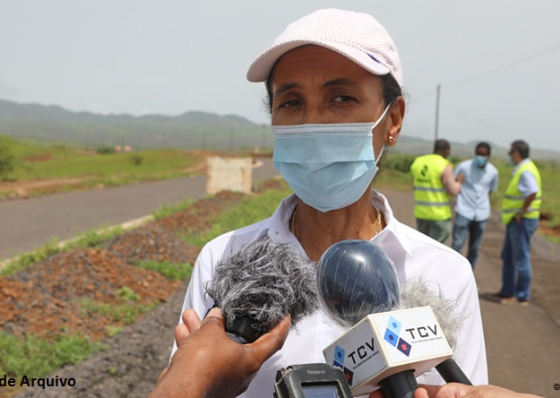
[322,78,360,88]
[274,82,301,96]
[273,78,361,96]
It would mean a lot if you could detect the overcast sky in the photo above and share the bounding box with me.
[1,1,559,151]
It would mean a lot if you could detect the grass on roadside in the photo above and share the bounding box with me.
[136,260,193,281]
[1,138,203,199]
[9,141,198,182]
[153,199,195,220]
[0,225,126,276]
[182,183,293,248]
[79,298,157,325]
[0,332,103,378]
[78,285,157,325]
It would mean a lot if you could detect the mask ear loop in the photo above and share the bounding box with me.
[372,104,391,164]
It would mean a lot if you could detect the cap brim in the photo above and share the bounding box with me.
[247,40,392,83]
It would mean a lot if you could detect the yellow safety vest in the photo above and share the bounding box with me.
[410,154,452,221]
[501,160,542,224]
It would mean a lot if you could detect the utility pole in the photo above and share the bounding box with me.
[434,84,441,144]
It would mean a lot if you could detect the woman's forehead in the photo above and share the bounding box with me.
[271,45,381,90]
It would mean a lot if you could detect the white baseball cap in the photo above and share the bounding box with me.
[246,8,403,88]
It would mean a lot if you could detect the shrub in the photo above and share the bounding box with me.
[0,134,16,180]
[96,147,115,155]
[130,154,143,166]
[382,153,417,173]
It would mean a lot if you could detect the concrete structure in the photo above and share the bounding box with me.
[206,156,252,195]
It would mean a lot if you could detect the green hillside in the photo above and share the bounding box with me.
[0,99,269,151]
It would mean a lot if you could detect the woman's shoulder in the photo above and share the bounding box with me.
[396,220,471,271]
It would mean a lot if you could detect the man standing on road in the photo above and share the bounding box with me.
[451,142,499,269]
[497,140,542,306]
[410,139,462,244]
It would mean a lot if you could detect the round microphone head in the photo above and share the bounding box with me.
[317,239,400,326]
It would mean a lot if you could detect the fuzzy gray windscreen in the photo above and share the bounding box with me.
[398,279,464,350]
[205,238,318,335]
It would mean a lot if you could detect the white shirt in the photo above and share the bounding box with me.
[172,191,488,397]
[514,158,539,197]
[454,159,499,221]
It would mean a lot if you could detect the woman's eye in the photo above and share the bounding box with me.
[333,95,355,103]
[279,100,301,108]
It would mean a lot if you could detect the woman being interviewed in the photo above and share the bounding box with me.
[172,8,488,396]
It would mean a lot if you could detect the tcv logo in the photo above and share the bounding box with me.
[383,316,412,357]
[332,345,354,386]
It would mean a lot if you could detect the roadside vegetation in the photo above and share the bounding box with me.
[0,225,126,276]
[0,136,202,198]
[0,332,103,378]
[182,183,292,247]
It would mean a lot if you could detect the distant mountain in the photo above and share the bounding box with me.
[0,99,269,150]
[0,98,558,161]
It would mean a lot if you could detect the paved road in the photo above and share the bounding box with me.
[0,158,279,260]
[385,189,560,397]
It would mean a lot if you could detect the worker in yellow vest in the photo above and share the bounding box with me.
[410,139,462,243]
[496,140,542,306]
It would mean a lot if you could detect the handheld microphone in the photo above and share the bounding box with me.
[318,240,466,397]
[205,237,318,343]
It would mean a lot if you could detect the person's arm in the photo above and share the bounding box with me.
[490,167,499,194]
[150,308,291,398]
[441,164,462,196]
[514,192,537,223]
[453,163,465,184]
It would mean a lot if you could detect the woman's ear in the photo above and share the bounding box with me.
[384,97,405,146]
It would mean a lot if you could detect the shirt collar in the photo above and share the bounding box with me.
[371,190,414,260]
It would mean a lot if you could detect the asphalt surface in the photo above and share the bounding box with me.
[0,158,278,260]
[2,164,559,396]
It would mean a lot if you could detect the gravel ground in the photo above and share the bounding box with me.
[14,280,188,398]
[0,191,247,398]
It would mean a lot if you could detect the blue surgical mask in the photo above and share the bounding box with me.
[474,155,488,168]
[272,106,390,213]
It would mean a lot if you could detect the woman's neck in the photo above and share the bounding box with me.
[291,189,384,262]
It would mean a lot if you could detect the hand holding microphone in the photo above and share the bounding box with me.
[151,307,291,398]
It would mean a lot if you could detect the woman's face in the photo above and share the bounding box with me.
[270,45,403,157]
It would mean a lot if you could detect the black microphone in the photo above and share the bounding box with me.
[205,237,318,343]
[318,240,470,398]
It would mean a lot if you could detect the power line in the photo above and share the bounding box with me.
[445,42,560,89]
[409,42,560,104]
[409,88,437,104]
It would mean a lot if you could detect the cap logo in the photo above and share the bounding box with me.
[367,53,381,64]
